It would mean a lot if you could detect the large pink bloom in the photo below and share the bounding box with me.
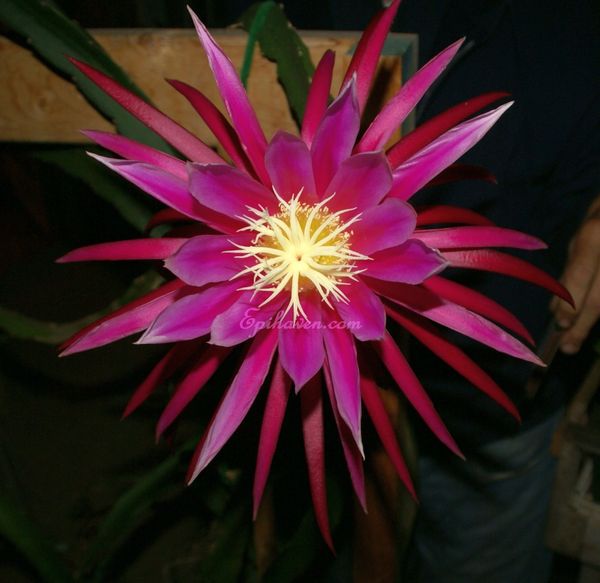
[59,2,571,547]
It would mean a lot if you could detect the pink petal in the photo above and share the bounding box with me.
[341,0,401,112]
[426,163,497,187]
[416,204,495,227]
[413,226,546,251]
[146,209,191,231]
[156,344,231,438]
[323,313,363,454]
[278,293,324,391]
[424,275,534,344]
[60,280,187,356]
[188,163,275,217]
[324,152,392,212]
[352,198,416,255]
[253,359,291,518]
[167,79,254,174]
[444,249,574,306]
[323,362,366,511]
[333,279,386,341]
[301,50,335,147]
[188,9,269,184]
[311,81,361,196]
[386,305,520,421]
[187,329,278,482]
[366,240,447,284]
[388,102,513,201]
[374,332,463,457]
[83,130,187,180]
[357,38,464,152]
[265,132,317,202]
[69,58,224,164]
[387,92,509,167]
[58,238,187,263]
[300,376,334,551]
[164,234,247,286]
[138,280,240,344]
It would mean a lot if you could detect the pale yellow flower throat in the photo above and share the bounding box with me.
[229,190,369,321]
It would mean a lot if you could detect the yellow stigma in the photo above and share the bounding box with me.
[228,190,369,321]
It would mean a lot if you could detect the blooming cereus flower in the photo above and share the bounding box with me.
[59,1,571,547]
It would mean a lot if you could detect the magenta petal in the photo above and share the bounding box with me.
[311,81,361,196]
[323,362,366,510]
[58,238,187,263]
[188,329,278,481]
[70,58,223,164]
[188,9,269,184]
[367,240,447,284]
[352,198,416,255]
[323,314,363,454]
[426,163,497,187]
[416,204,495,227]
[139,280,240,344]
[357,38,464,152]
[413,226,547,251]
[278,293,324,391]
[300,376,335,551]
[375,332,463,457]
[188,163,275,216]
[333,279,385,341]
[265,132,317,202]
[325,152,392,212]
[164,234,247,286]
[388,102,513,201]
[253,359,291,518]
[156,344,231,438]
[301,50,335,147]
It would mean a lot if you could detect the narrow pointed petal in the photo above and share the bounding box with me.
[416,204,495,227]
[424,275,534,344]
[359,370,417,499]
[367,240,447,284]
[311,81,361,196]
[426,163,497,187]
[352,198,416,255]
[164,234,247,286]
[358,39,464,152]
[323,363,366,511]
[413,226,546,251]
[279,294,324,391]
[146,209,190,231]
[188,329,278,482]
[323,315,363,454]
[387,92,510,167]
[444,249,574,306]
[325,152,392,212]
[188,9,269,183]
[83,130,187,180]
[253,360,291,518]
[301,50,335,147]
[265,132,317,202]
[138,280,240,344]
[374,332,463,457]
[333,279,386,341]
[69,58,224,164]
[156,344,231,438]
[167,79,254,173]
[188,163,275,217]
[58,238,187,263]
[300,376,335,551]
[386,305,520,421]
[341,0,401,112]
[388,103,513,201]
[123,341,200,418]
[60,280,186,356]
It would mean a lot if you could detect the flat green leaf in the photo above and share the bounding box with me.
[0,492,72,583]
[0,0,172,151]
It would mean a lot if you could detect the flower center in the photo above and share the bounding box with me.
[229,191,369,320]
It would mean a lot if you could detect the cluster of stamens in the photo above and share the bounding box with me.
[228,190,370,321]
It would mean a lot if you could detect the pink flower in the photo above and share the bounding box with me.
[59,2,571,547]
